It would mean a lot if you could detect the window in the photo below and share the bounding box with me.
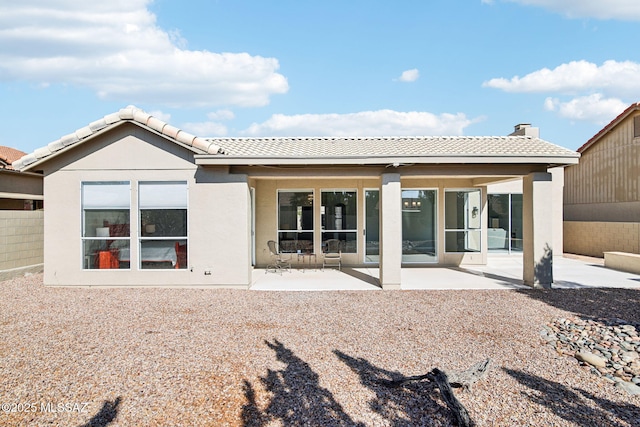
[278,190,314,253]
[82,182,130,269]
[402,189,437,262]
[139,182,188,269]
[488,193,522,252]
[634,116,640,138]
[321,190,357,253]
[445,189,481,252]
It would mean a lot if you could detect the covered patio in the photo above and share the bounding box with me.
[250,254,640,291]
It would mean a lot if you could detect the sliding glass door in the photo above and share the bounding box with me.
[402,189,437,263]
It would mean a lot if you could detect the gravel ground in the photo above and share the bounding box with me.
[1,273,639,427]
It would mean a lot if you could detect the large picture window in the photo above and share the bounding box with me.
[402,189,437,262]
[278,190,314,253]
[139,181,188,269]
[82,182,131,269]
[321,190,357,253]
[445,189,481,252]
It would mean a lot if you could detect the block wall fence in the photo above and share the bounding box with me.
[564,221,640,258]
[0,211,44,280]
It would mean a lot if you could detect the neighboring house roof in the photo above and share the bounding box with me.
[13,106,225,171]
[577,101,640,154]
[195,135,579,166]
[0,146,27,170]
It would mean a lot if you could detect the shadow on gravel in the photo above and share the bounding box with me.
[505,368,639,427]
[78,396,121,427]
[334,350,459,426]
[241,339,365,427]
[516,288,640,324]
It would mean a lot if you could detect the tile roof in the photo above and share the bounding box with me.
[14,106,224,171]
[0,146,27,169]
[577,102,640,153]
[14,105,579,171]
[204,135,579,159]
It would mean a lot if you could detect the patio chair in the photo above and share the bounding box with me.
[323,239,342,271]
[266,240,292,274]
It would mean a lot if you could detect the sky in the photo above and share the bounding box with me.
[1,0,640,154]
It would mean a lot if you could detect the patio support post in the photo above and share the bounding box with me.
[380,173,402,289]
[523,172,553,288]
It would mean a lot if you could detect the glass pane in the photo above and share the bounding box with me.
[445,190,481,230]
[83,209,130,238]
[445,230,481,252]
[322,232,357,253]
[488,194,509,251]
[141,209,187,237]
[321,191,357,230]
[511,194,523,251]
[82,182,129,209]
[278,231,313,253]
[402,190,437,262]
[278,191,313,231]
[140,239,186,269]
[139,182,187,209]
[365,190,380,262]
[83,240,130,269]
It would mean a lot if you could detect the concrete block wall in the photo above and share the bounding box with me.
[0,211,44,278]
[564,221,640,258]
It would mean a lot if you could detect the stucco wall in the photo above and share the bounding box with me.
[0,210,44,277]
[40,124,251,287]
[563,221,640,257]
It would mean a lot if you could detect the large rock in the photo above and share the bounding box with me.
[615,381,640,395]
[575,351,608,368]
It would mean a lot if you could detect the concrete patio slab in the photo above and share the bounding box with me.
[250,254,640,291]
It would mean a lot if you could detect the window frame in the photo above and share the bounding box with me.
[444,188,482,253]
[401,188,438,263]
[276,189,315,253]
[81,181,131,270]
[138,181,189,270]
[320,188,358,254]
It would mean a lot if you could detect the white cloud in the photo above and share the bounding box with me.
[397,69,420,83]
[181,121,229,137]
[207,110,235,121]
[503,0,640,21]
[0,1,288,107]
[181,109,235,136]
[483,60,640,97]
[240,110,477,137]
[544,94,628,124]
[485,60,639,123]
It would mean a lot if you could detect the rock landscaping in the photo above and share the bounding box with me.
[541,317,640,395]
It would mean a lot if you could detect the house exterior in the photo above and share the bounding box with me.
[564,102,640,257]
[14,106,579,288]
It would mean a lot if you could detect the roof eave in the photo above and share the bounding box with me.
[18,120,209,172]
[578,102,640,153]
[194,155,580,167]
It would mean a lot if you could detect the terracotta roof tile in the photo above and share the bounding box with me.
[0,145,27,169]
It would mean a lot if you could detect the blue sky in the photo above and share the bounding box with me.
[1,0,640,154]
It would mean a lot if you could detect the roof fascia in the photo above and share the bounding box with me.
[578,102,640,153]
[194,155,580,167]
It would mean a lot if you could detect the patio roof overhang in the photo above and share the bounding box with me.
[194,154,580,167]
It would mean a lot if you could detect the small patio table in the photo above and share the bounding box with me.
[296,252,317,271]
